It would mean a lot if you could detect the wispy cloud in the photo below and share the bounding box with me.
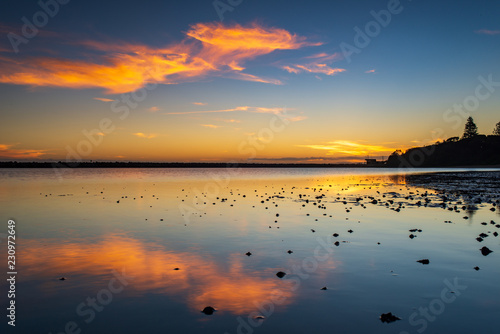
[219,119,241,123]
[165,106,290,115]
[201,124,221,129]
[281,52,345,77]
[0,143,48,159]
[475,29,500,35]
[251,156,365,163]
[192,102,207,106]
[94,97,115,102]
[133,132,157,139]
[0,22,317,94]
[148,106,160,112]
[365,69,376,74]
[298,140,394,156]
[288,115,307,122]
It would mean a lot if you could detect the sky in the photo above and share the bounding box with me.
[0,0,499,163]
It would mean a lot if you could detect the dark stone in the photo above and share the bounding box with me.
[320,286,327,290]
[417,259,430,264]
[480,246,493,256]
[245,252,252,256]
[380,312,401,323]
[202,306,216,315]
[276,271,286,278]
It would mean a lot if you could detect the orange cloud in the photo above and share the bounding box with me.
[0,143,48,159]
[192,102,207,106]
[365,69,376,74]
[281,52,345,77]
[133,132,157,139]
[201,124,221,129]
[219,119,241,123]
[148,106,160,112]
[288,115,307,122]
[298,140,395,156]
[0,22,316,94]
[94,97,115,102]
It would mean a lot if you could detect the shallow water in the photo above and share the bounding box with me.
[1,168,499,334]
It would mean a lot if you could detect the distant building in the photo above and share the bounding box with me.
[365,159,385,166]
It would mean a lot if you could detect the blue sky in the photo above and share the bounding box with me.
[0,0,499,162]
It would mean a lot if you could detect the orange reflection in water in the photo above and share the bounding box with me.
[20,235,294,314]
[311,174,407,194]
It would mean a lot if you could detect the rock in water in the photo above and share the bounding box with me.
[417,259,430,264]
[245,252,252,256]
[380,312,401,323]
[480,246,493,256]
[276,271,286,278]
[201,306,216,315]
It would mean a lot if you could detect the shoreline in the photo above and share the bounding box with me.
[1,162,500,169]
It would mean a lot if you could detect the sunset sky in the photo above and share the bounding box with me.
[1,0,499,163]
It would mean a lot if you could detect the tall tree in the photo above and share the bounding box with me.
[493,121,500,136]
[462,117,478,139]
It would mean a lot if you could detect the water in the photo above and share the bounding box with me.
[1,168,499,334]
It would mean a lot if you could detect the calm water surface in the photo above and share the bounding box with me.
[1,168,499,334]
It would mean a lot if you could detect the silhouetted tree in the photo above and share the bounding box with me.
[462,117,478,139]
[493,121,500,136]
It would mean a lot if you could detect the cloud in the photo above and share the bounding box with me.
[0,22,316,94]
[475,29,500,35]
[192,102,207,106]
[281,52,345,77]
[148,106,160,112]
[201,124,221,129]
[93,97,115,102]
[218,119,241,123]
[251,156,366,163]
[166,105,290,115]
[281,65,301,74]
[133,132,157,139]
[365,69,376,74]
[288,115,307,122]
[297,140,395,156]
[0,143,48,159]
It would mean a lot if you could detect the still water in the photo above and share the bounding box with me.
[1,168,499,334]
